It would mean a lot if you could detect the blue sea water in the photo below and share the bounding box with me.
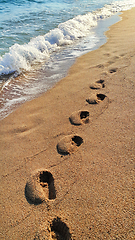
[0,0,135,119]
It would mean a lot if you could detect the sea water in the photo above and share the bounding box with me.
[0,0,135,119]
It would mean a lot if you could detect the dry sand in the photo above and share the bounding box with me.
[0,8,135,240]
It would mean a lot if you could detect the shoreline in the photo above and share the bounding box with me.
[0,13,120,121]
[0,8,135,239]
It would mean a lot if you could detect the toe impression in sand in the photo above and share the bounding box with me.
[69,110,89,125]
[89,80,105,89]
[25,169,56,204]
[57,134,83,155]
[86,93,106,104]
[50,217,72,240]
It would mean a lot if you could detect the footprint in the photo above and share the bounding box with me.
[69,110,89,125]
[96,64,104,69]
[89,79,105,90]
[107,56,119,65]
[109,68,117,73]
[11,123,38,137]
[25,169,56,204]
[50,217,72,240]
[104,53,110,57]
[86,93,106,104]
[14,125,28,133]
[57,135,83,155]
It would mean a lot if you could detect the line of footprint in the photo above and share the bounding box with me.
[25,78,109,239]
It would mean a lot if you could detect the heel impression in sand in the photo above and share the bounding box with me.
[86,93,106,104]
[49,217,72,240]
[25,169,56,204]
[89,79,105,89]
[57,134,83,155]
[69,110,89,125]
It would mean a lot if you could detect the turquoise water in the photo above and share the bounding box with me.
[0,0,135,119]
[0,0,122,56]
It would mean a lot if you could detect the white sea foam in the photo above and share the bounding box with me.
[0,0,135,76]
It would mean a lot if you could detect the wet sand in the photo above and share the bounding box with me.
[0,8,135,240]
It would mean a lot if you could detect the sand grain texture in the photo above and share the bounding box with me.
[0,8,135,239]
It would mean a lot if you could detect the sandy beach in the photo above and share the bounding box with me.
[0,7,135,240]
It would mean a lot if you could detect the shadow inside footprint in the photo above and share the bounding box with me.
[69,110,89,125]
[97,93,106,101]
[72,135,83,146]
[57,134,83,155]
[50,217,72,240]
[39,171,56,200]
[25,169,56,204]
[80,111,89,120]
[109,68,117,73]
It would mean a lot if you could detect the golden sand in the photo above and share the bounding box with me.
[0,8,135,239]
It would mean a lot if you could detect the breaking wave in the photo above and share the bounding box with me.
[0,0,135,77]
